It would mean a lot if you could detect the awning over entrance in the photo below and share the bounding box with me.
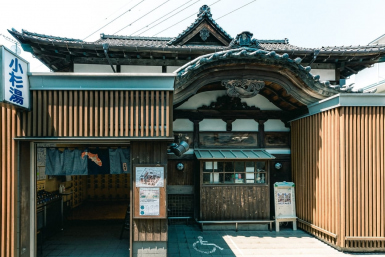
[194,149,275,160]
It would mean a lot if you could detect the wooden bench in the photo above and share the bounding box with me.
[196,220,274,232]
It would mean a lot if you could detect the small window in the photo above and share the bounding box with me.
[202,161,268,185]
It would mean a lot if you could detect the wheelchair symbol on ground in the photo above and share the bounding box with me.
[192,236,224,254]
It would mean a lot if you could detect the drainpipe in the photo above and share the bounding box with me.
[102,43,116,73]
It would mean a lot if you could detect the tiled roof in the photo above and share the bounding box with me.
[10,28,385,55]
[166,5,232,46]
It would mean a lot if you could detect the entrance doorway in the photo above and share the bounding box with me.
[32,143,131,257]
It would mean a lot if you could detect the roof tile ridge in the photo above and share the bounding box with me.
[20,29,84,42]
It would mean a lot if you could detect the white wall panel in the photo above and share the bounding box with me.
[199,119,226,131]
[232,119,259,131]
[74,64,116,73]
[264,119,290,131]
[120,65,162,73]
[173,119,193,131]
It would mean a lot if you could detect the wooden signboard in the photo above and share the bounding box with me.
[133,164,167,218]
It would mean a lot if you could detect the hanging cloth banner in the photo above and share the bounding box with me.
[109,148,130,174]
[45,147,130,175]
[64,149,88,175]
[46,148,65,175]
[84,148,110,175]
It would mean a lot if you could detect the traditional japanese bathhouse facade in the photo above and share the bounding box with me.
[2,4,385,256]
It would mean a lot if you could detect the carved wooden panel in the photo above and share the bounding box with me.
[199,132,258,148]
[264,132,290,148]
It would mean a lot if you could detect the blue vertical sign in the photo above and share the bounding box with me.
[0,46,30,109]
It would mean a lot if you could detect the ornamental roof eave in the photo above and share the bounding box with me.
[173,47,377,106]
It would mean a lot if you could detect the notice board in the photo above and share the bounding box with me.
[274,181,296,219]
[133,164,166,218]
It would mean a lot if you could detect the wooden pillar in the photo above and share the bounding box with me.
[256,119,266,148]
[190,119,202,149]
[223,119,235,132]
[131,141,168,257]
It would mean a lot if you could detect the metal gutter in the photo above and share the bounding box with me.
[14,137,175,143]
[28,73,175,91]
[290,93,385,122]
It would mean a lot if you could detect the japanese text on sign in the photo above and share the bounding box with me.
[1,46,30,109]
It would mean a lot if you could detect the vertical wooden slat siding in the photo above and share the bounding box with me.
[74,91,78,137]
[292,106,385,251]
[84,91,89,137]
[58,91,63,137]
[151,91,154,137]
[94,91,99,137]
[43,91,47,136]
[37,91,42,136]
[0,90,172,255]
[135,91,139,137]
[125,91,129,137]
[130,91,134,137]
[79,91,83,137]
[166,92,169,137]
[110,91,114,137]
[120,92,124,136]
[141,91,144,137]
[89,91,94,137]
[68,91,73,137]
[156,91,159,137]
[105,91,109,137]
[0,104,20,257]
[63,91,68,136]
[11,90,171,138]
[146,91,149,137]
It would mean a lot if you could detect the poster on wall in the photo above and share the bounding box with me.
[139,188,160,216]
[37,148,46,166]
[135,166,164,187]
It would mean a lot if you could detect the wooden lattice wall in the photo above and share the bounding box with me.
[0,90,172,257]
[292,107,385,251]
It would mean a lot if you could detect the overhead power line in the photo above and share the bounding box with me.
[113,0,172,35]
[131,0,198,36]
[152,0,222,36]
[216,0,256,20]
[135,0,200,36]
[104,0,135,21]
[83,0,145,40]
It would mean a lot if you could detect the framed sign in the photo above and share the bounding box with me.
[0,46,30,110]
[133,164,167,218]
[135,166,164,187]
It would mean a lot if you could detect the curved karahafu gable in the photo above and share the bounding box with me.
[173,47,375,108]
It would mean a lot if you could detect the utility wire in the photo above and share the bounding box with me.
[216,0,256,20]
[104,0,135,20]
[135,0,200,36]
[131,0,198,36]
[152,0,221,36]
[83,0,145,40]
[113,0,172,35]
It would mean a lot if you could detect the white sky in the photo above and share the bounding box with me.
[1,0,385,73]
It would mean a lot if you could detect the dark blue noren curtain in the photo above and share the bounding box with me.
[86,148,110,175]
[109,148,130,174]
[64,149,88,175]
[45,148,129,175]
[45,148,65,175]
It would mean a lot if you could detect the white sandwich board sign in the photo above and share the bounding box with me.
[274,181,297,232]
